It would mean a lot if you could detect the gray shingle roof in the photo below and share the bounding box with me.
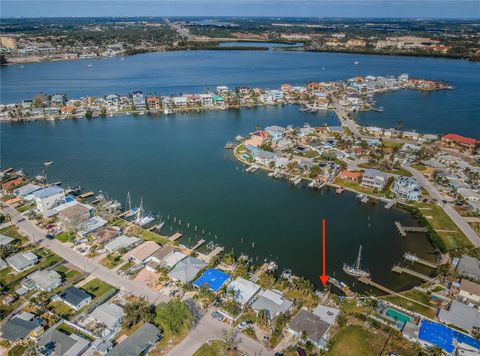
[167,256,207,283]
[288,309,330,344]
[1,317,40,341]
[251,289,293,319]
[438,300,480,332]
[106,322,161,356]
[59,287,91,308]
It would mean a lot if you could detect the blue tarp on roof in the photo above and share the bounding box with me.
[419,320,480,353]
[193,268,231,292]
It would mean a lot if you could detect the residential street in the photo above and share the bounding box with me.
[406,167,480,247]
[0,204,168,304]
[167,312,273,356]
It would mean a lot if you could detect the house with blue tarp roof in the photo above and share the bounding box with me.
[193,268,231,292]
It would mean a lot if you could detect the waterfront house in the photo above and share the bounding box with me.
[438,300,480,333]
[144,245,176,271]
[32,186,66,216]
[361,169,390,190]
[226,277,261,307]
[216,86,229,95]
[193,268,231,293]
[265,125,286,142]
[458,279,480,304]
[146,96,161,110]
[270,90,284,101]
[0,312,44,341]
[38,323,90,356]
[122,240,161,264]
[88,302,125,339]
[167,256,207,283]
[13,183,41,197]
[339,170,362,182]
[173,96,188,107]
[78,216,108,237]
[287,309,330,349]
[254,150,277,166]
[442,133,478,151]
[199,94,213,107]
[212,95,224,105]
[51,94,65,106]
[1,177,26,192]
[92,226,121,244]
[61,105,76,115]
[132,91,146,110]
[392,177,422,201]
[57,286,92,310]
[6,251,38,272]
[104,235,140,253]
[106,322,161,356]
[162,251,188,269]
[24,269,62,292]
[106,94,119,107]
[251,289,293,321]
[58,202,93,231]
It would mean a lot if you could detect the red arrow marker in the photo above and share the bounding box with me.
[319,218,329,286]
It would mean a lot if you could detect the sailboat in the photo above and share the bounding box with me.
[124,192,139,218]
[343,245,370,278]
[134,197,155,226]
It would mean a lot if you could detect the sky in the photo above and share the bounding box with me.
[1,0,479,19]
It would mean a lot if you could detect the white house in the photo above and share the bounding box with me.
[226,277,261,306]
[32,187,66,216]
[199,94,213,107]
[361,169,390,190]
[173,97,188,107]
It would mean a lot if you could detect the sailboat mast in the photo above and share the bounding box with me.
[355,245,362,270]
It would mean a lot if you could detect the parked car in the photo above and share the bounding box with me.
[238,320,253,330]
[212,311,225,322]
[46,234,54,240]
[296,347,306,356]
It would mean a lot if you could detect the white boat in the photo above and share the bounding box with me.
[134,197,155,226]
[343,245,370,278]
[290,176,302,185]
[235,135,244,142]
[246,165,259,173]
[163,108,172,115]
[124,192,139,218]
[281,269,292,279]
[354,61,359,65]
[44,160,54,166]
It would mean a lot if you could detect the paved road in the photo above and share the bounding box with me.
[1,204,168,304]
[335,104,361,137]
[167,313,273,356]
[406,167,480,247]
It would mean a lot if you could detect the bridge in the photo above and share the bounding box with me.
[391,265,434,282]
[395,221,427,237]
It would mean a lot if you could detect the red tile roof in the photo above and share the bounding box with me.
[442,134,478,146]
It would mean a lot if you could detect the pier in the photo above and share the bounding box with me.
[207,246,224,259]
[191,239,205,251]
[384,199,396,209]
[391,265,434,282]
[394,221,427,237]
[169,232,183,241]
[403,252,438,269]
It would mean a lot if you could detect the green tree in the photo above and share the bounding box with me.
[85,108,93,119]
[122,299,155,329]
[155,298,193,335]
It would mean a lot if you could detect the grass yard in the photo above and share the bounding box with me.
[56,231,75,243]
[47,300,75,318]
[382,289,437,319]
[8,343,28,356]
[412,202,471,250]
[81,278,116,300]
[325,325,418,356]
[129,226,170,245]
[100,253,123,269]
[54,265,82,281]
[193,341,229,356]
[0,226,25,241]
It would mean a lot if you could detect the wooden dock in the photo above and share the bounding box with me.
[169,232,183,241]
[385,199,396,209]
[395,221,427,237]
[191,239,205,251]
[403,252,438,269]
[391,265,434,282]
[251,263,270,282]
[207,246,224,259]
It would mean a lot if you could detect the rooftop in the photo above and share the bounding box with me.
[227,277,261,305]
[106,322,161,356]
[32,186,64,199]
[251,289,293,319]
[288,309,330,345]
[59,286,91,308]
[90,303,125,330]
[438,300,480,332]
[193,268,231,292]
[167,256,208,283]
[123,240,161,263]
[460,279,480,297]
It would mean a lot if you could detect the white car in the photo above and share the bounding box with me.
[238,320,253,330]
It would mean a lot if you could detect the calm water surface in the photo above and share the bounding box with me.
[1,106,436,292]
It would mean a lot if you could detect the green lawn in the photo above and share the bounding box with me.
[193,341,227,356]
[100,254,123,269]
[412,202,471,250]
[54,265,82,281]
[0,226,25,241]
[56,231,75,243]
[8,344,28,356]
[81,278,116,300]
[47,300,75,318]
[382,289,437,319]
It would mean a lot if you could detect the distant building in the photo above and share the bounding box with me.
[392,177,421,201]
[442,134,478,150]
[361,169,390,190]
[264,125,286,142]
[132,91,146,109]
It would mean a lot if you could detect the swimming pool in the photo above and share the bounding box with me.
[386,308,411,323]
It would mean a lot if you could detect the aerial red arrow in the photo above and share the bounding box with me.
[319,218,329,286]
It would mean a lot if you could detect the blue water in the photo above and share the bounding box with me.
[1,50,478,136]
[219,41,303,49]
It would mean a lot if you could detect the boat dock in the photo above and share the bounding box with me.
[403,252,438,268]
[169,232,183,241]
[251,262,270,282]
[384,199,396,209]
[358,276,396,295]
[391,265,434,282]
[191,239,206,251]
[394,221,427,237]
[207,246,224,259]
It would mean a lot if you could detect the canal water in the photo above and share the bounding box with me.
[1,105,436,292]
[1,50,478,137]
